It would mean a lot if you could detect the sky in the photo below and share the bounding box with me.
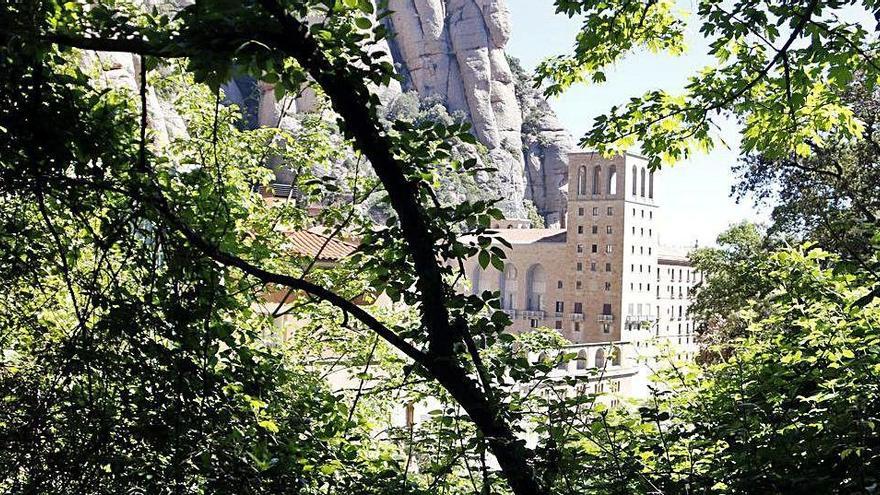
[505,0,767,247]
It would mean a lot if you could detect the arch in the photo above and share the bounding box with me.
[640,168,646,197]
[632,165,638,195]
[576,166,588,196]
[595,349,606,369]
[592,165,602,194]
[499,263,518,310]
[556,353,568,370]
[607,165,618,195]
[525,264,546,311]
[576,350,588,370]
[470,264,481,295]
[648,171,655,199]
[611,346,622,366]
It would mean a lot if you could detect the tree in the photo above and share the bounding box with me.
[733,77,880,265]
[688,222,779,344]
[3,0,880,494]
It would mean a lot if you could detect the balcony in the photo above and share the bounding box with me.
[570,313,584,321]
[597,314,614,322]
[521,310,546,319]
[626,314,655,323]
[501,309,517,319]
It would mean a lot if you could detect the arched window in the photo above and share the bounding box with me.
[648,171,655,199]
[500,264,518,310]
[576,350,588,370]
[526,264,546,311]
[470,264,481,295]
[577,166,588,196]
[632,165,638,195]
[592,165,602,194]
[595,349,606,369]
[611,346,622,366]
[556,353,568,370]
[640,168,646,197]
[607,166,618,195]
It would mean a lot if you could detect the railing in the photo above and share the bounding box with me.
[554,312,564,318]
[570,313,584,321]
[521,310,546,319]
[597,314,614,322]
[626,314,655,323]
[501,309,517,319]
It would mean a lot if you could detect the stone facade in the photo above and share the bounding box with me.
[464,152,699,398]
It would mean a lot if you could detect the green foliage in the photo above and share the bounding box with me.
[538,0,878,169]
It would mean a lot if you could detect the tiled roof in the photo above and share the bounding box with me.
[284,230,357,262]
[493,228,567,244]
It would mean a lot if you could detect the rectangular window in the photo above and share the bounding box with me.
[576,262,583,272]
[577,225,584,234]
[590,261,597,271]
[557,280,563,289]
[605,262,612,272]
[555,320,563,330]
[530,318,539,328]
[649,228,652,237]
[576,280,583,290]
[592,207,599,216]
[606,225,613,234]
[603,303,612,314]
[574,302,583,313]
[592,225,598,234]
[555,301,564,312]
[604,282,611,291]
[607,206,613,215]
[578,207,584,216]
[641,209,645,218]
[631,264,635,272]
[573,322,581,332]
[603,324,611,334]
[606,245,613,253]
[577,244,584,253]
[591,244,598,253]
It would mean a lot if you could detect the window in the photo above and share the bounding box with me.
[607,206,613,215]
[632,226,636,234]
[577,166,588,195]
[555,301,564,312]
[576,350,588,369]
[592,244,598,253]
[576,262,583,272]
[574,302,583,313]
[631,264,635,272]
[604,282,611,291]
[530,319,539,328]
[557,280,563,289]
[592,225,598,234]
[607,166,618,194]
[596,349,606,368]
[639,264,643,272]
[640,246,644,254]
[632,207,636,216]
[631,246,635,253]
[555,320,563,330]
[590,262,597,272]
[649,228,652,237]
[640,227,644,236]
[578,207,584,216]
[606,225,613,234]
[632,165,638,195]
[573,322,581,332]
[640,168,646,197]
[649,211,653,219]
[605,262,611,272]
[606,245,613,253]
[592,165,602,194]
[576,280,583,289]
[648,247,652,255]
[592,207,599,216]
[602,323,611,334]
[641,209,645,218]
[649,171,655,198]
[577,225,584,234]
[577,244,584,253]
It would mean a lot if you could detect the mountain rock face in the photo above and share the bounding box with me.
[382,0,573,224]
[90,0,574,224]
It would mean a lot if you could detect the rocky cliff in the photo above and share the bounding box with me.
[381,0,573,225]
[87,0,574,225]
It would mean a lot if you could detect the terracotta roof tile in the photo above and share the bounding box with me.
[284,230,357,262]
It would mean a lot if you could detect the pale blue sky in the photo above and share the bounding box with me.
[506,0,766,247]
